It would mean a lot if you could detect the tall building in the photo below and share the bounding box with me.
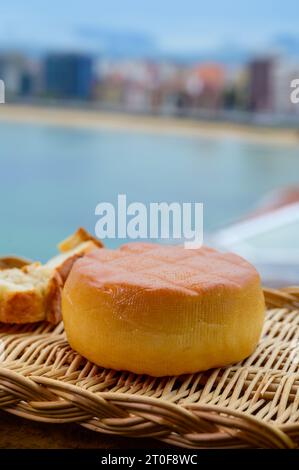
[248,58,274,112]
[44,53,93,99]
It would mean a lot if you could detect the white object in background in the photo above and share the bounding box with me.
[211,202,299,286]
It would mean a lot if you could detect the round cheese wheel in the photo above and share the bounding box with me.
[62,243,265,376]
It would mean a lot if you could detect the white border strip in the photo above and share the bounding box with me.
[213,202,299,246]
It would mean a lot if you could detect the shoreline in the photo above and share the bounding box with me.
[0,103,298,145]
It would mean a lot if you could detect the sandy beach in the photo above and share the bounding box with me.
[0,103,298,145]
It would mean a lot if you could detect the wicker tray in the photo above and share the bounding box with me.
[0,286,299,449]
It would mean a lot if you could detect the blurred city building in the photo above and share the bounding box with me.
[185,63,226,109]
[44,53,93,100]
[248,58,274,112]
[0,52,37,97]
[0,45,298,123]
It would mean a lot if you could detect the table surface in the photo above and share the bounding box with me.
[0,410,171,449]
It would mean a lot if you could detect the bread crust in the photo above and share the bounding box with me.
[0,256,32,270]
[0,268,63,324]
[58,227,103,252]
[0,290,44,323]
[44,270,63,324]
[49,240,101,283]
[0,228,102,324]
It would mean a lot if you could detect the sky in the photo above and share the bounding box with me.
[1,0,299,54]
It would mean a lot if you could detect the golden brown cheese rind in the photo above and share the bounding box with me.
[62,243,265,376]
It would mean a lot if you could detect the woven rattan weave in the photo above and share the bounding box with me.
[0,286,299,448]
